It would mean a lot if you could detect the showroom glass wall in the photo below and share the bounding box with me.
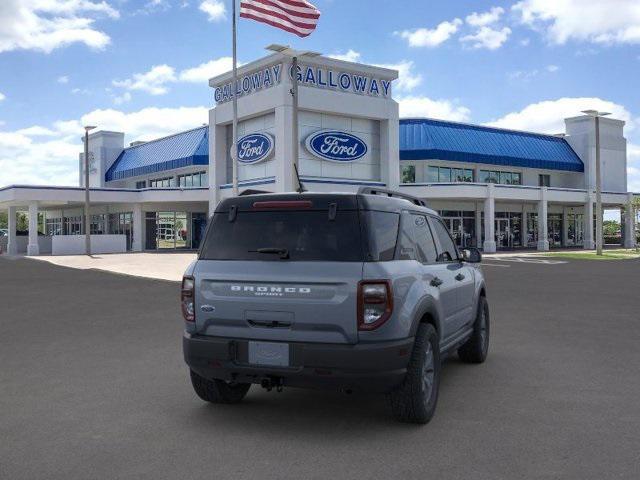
[144,211,207,251]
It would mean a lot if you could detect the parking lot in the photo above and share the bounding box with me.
[1,255,639,480]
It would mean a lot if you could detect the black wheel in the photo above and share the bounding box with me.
[388,323,441,424]
[458,295,490,364]
[190,370,251,404]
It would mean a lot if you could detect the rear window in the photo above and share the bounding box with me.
[200,210,363,261]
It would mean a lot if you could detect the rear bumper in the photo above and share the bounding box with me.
[183,333,414,393]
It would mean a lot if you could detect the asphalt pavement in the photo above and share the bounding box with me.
[1,255,639,480]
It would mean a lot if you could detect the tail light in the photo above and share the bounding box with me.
[181,276,195,322]
[358,280,393,331]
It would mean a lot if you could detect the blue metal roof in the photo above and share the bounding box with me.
[399,118,584,172]
[105,126,209,181]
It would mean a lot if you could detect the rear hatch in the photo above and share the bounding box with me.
[194,195,364,344]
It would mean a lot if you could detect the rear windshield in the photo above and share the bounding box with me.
[200,210,364,261]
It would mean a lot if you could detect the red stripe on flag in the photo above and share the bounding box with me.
[239,11,313,37]
[240,3,317,29]
[239,0,320,37]
[248,0,319,19]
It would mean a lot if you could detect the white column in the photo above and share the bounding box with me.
[475,202,482,248]
[624,193,636,248]
[537,187,549,251]
[274,104,295,193]
[209,109,227,212]
[584,195,595,249]
[380,113,400,189]
[483,184,496,253]
[132,204,143,252]
[27,203,40,256]
[7,206,17,255]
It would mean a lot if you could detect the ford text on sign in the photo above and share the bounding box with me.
[305,131,368,162]
[234,133,275,164]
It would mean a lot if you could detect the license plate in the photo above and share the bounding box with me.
[248,341,289,367]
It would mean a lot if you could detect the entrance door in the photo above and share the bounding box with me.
[495,218,512,249]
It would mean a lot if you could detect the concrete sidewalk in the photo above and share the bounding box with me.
[28,252,196,281]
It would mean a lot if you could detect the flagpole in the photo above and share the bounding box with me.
[291,55,300,192]
[231,0,239,196]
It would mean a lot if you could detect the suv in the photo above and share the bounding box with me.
[182,188,489,424]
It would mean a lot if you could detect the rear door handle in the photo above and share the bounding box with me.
[455,273,465,281]
[430,277,443,287]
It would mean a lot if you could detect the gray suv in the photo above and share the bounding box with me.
[182,188,489,423]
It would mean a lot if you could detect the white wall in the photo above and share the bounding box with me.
[565,116,627,193]
[52,234,127,255]
[80,131,125,188]
[225,112,277,182]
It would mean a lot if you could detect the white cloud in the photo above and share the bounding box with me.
[508,64,560,81]
[199,0,226,22]
[113,64,177,95]
[113,91,132,105]
[0,92,5,102]
[396,19,463,48]
[0,0,119,54]
[328,50,362,63]
[513,0,640,45]
[179,57,234,82]
[373,60,422,93]
[398,96,471,122]
[486,97,635,134]
[520,38,531,46]
[461,26,511,50]
[57,75,69,84]
[0,106,209,187]
[466,7,504,27]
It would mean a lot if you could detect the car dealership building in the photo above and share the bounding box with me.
[0,52,637,255]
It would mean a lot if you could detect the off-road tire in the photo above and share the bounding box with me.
[388,323,441,424]
[458,295,490,364]
[190,370,251,404]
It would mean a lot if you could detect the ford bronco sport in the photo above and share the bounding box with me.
[182,188,489,424]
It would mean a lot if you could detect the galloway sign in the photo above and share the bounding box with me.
[234,133,275,164]
[292,64,392,99]
[214,64,282,104]
[305,131,368,163]
[213,61,394,104]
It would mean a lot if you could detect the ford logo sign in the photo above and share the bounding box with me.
[234,133,274,164]
[305,131,367,163]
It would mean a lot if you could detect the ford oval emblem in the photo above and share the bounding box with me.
[305,130,368,163]
[234,133,275,164]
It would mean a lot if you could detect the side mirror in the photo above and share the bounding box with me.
[461,247,482,264]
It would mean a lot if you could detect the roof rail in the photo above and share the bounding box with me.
[357,187,427,207]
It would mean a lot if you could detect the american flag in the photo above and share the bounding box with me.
[240,0,321,38]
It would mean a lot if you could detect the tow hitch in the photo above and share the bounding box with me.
[260,376,284,392]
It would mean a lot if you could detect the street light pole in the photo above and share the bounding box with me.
[291,55,300,190]
[83,126,96,256]
[594,115,603,256]
[265,44,320,192]
[582,110,610,256]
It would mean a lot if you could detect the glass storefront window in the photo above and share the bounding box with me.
[401,165,416,183]
[548,214,563,247]
[500,172,512,185]
[427,166,439,183]
[527,213,538,247]
[144,211,207,250]
[480,170,521,185]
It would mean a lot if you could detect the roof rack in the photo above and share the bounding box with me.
[357,187,427,207]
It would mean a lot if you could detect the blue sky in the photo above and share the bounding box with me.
[1,0,639,194]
